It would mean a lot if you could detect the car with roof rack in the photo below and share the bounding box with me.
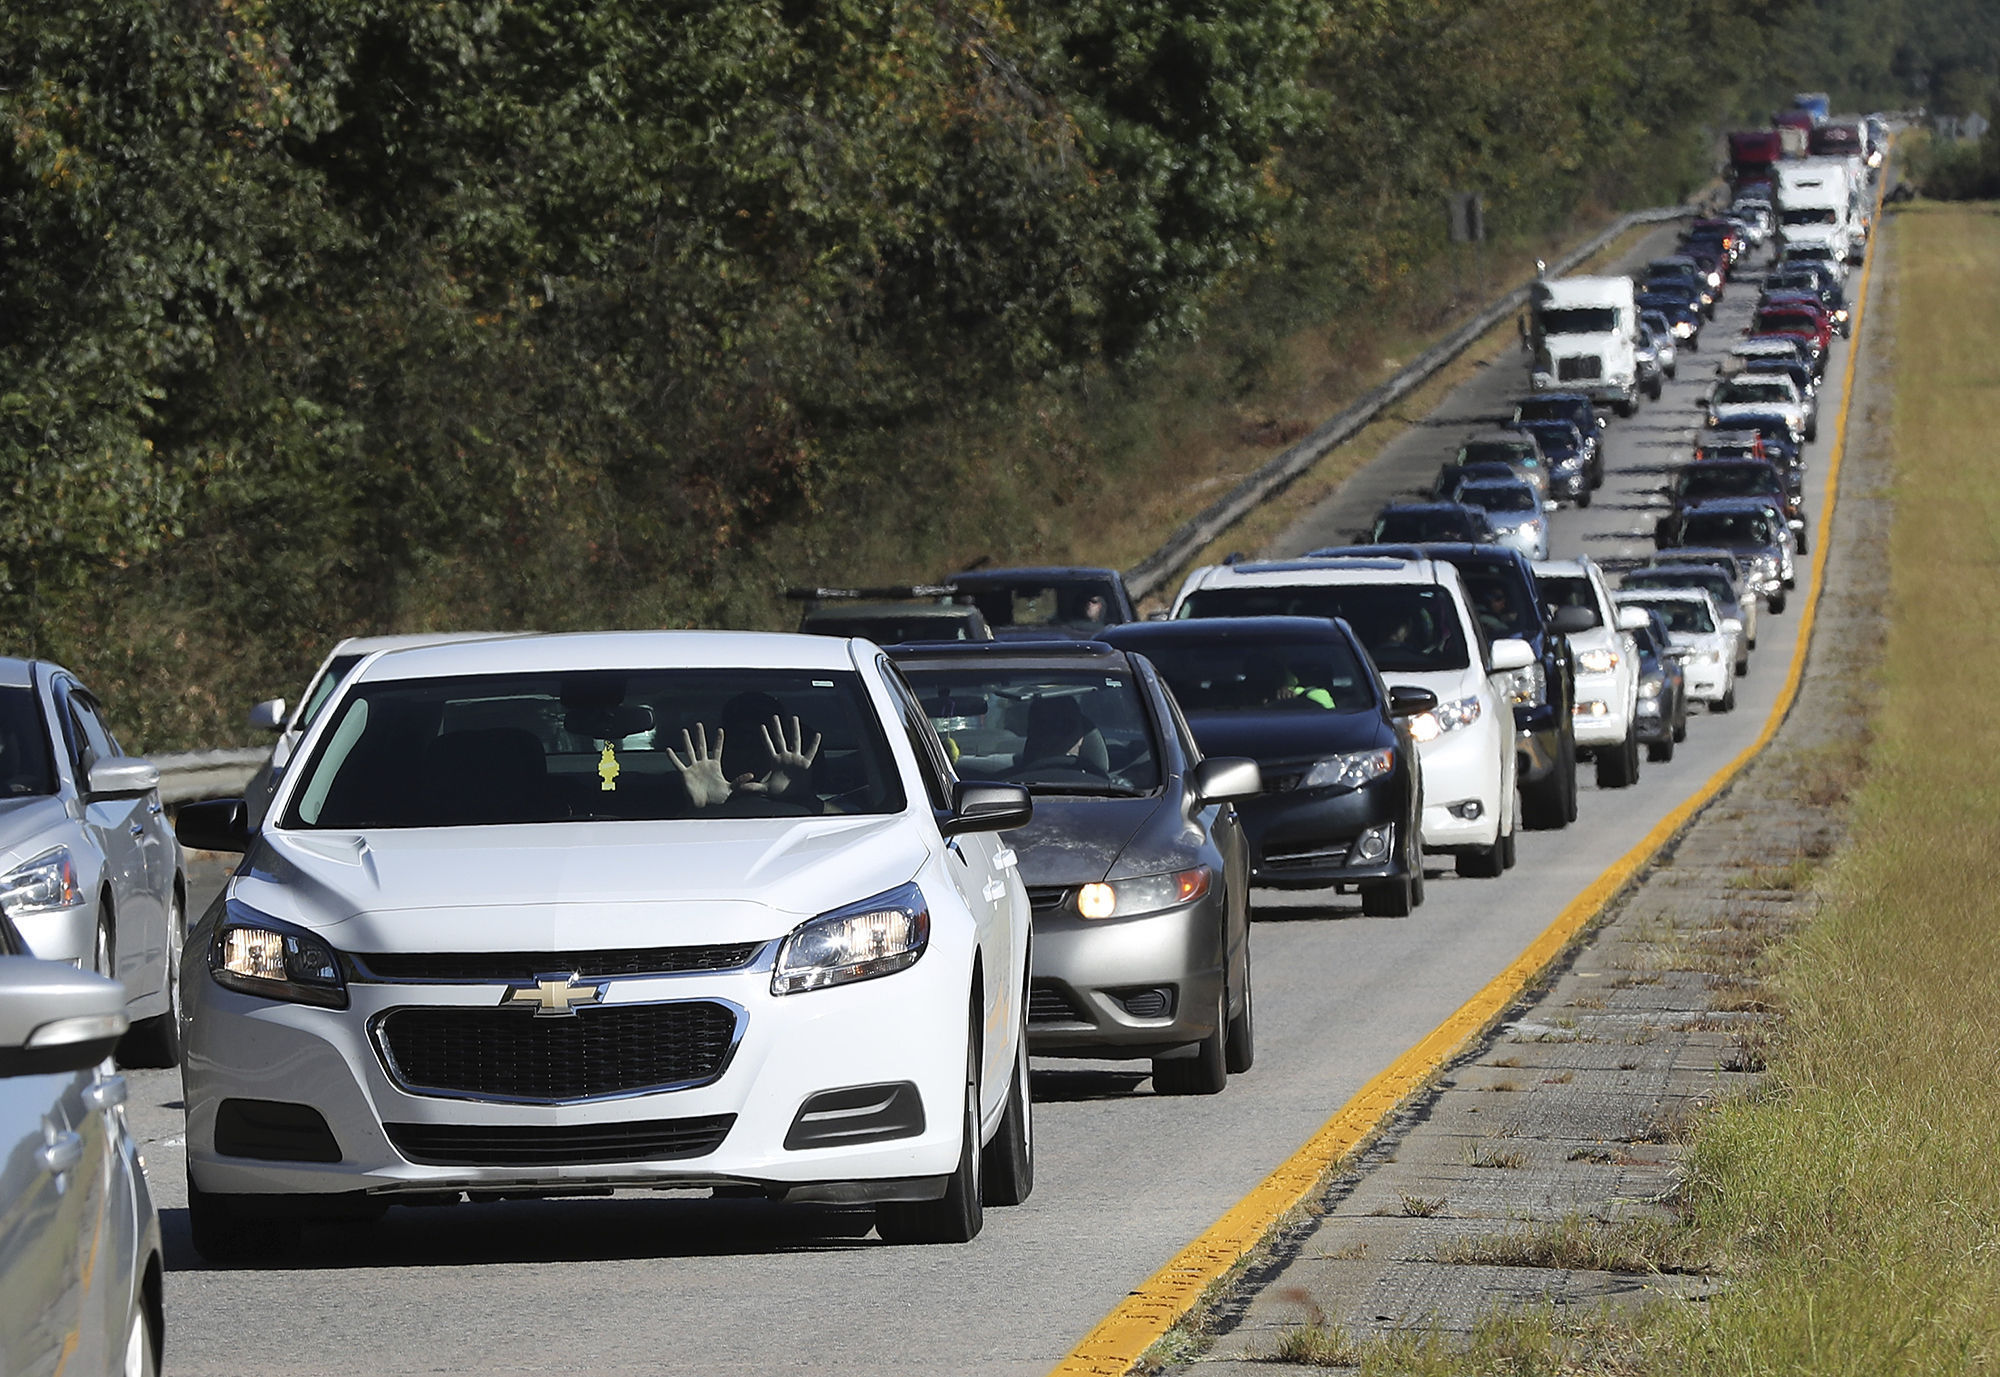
[1167,556,1530,880]
[889,639,1260,1094]
[941,567,1136,640]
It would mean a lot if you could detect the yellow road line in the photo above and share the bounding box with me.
[1050,171,1890,1377]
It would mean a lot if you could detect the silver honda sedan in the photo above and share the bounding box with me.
[0,658,185,1066]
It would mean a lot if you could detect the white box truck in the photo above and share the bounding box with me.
[1775,158,1861,266]
[1528,275,1642,416]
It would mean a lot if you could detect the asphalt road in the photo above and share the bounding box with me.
[126,219,1863,1376]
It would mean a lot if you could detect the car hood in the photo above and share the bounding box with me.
[1007,794,1178,887]
[232,814,933,949]
[1185,708,1394,764]
[0,796,76,870]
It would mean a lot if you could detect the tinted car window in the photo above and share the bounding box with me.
[902,668,1161,794]
[1373,510,1481,544]
[1682,511,1775,545]
[1460,484,1536,513]
[1454,565,1538,637]
[1180,585,1470,672]
[1538,574,1597,614]
[958,580,1121,633]
[0,688,56,798]
[801,611,985,644]
[1624,569,1735,604]
[1133,636,1375,714]
[1678,466,1780,500]
[1626,598,1715,634]
[285,670,906,828]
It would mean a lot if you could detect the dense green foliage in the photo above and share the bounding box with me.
[1780,0,2000,117]
[2,0,1795,745]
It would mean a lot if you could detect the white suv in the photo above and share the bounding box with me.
[1171,557,1531,878]
[1534,558,1647,788]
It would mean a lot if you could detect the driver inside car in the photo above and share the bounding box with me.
[1018,695,1109,774]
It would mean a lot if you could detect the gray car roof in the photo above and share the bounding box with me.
[0,659,36,690]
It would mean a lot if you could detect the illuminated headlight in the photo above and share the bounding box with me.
[1502,662,1547,707]
[1577,647,1620,674]
[774,882,929,993]
[1075,867,1213,920]
[1707,272,1721,288]
[211,904,348,1009]
[1409,695,1482,743]
[1673,321,1696,339]
[1835,309,1849,323]
[1301,748,1396,793]
[0,846,83,917]
[1638,679,1662,700]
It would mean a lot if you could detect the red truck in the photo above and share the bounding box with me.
[1728,130,1783,186]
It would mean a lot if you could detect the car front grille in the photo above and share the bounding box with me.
[377,1001,741,1102]
[383,1115,736,1167]
[1025,886,1070,915]
[351,943,765,983]
[1261,839,1355,870]
[1029,983,1086,1023]
[1557,356,1604,381]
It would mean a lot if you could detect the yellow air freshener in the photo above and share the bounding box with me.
[598,744,620,792]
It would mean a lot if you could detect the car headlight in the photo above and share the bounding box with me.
[0,846,83,917]
[1300,749,1396,793]
[1673,321,1696,338]
[1409,695,1482,743]
[1577,647,1620,674]
[1501,661,1546,707]
[773,882,929,994]
[1700,649,1725,664]
[210,903,348,1009]
[1638,678,1662,699]
[1075,867,1214,920]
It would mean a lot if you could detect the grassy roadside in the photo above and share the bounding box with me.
[1262,198,2000,1377]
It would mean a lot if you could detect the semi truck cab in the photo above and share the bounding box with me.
[1528,276,1642,417]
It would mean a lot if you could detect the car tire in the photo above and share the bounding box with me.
[1154,984,1228,1096]
[1522,728,1576,831]
[1769,592,1788,615]
[1575,488,1592,509]
[1360,875,1415,918]
[877,1002,984,1243]
[1615,398,1637,418]
[1806,420,1818,442]
[1715,686,1737,713]
[1595,728,1641,788]
[1456,830,1505,879]
[1499,817,1518,870]
[1673,713,1688,743]
[1647,736,1676,763]
[1225,944,1255,1075]
[980,997,1034,1207]
[123,1296,159,1377]
[1797,526,1810,555]
[122,890,185,1069]
[187,1178,304,1266]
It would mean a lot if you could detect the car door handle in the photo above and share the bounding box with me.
[84,1075,127,1113]
[38,1130,83,1176]
[148,802,164,816]
[982,880,1007,903]
[129,823,147,837]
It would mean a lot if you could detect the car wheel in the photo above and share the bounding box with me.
[1716,686,1737,713]
[1647,736,1676,763]
[1806,421,1818,442]
[123,890,185,1068]
[1225,942,1255,1075]
[1769,592,1788,615]
[1595,728,1641,788]
[1154,983,1228,1096]
[1737,656,1751,677]
[187,1178,303,1265]
[1575,488,1592,509]
[1673,710,1688,743]
[1797,526,1811,555]
[877,1001,984,1243]
[1666,362,1678,380]
[1522,730,1575,831]
[90,901,113,978]
[980,993,1034,1207]
[1457,842,1504,878]
[1360,875,1414,918]
[123,1297,159,1377]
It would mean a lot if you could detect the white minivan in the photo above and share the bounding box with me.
[1171,557,1531,878]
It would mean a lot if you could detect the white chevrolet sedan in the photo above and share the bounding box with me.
[175,632,1035,1256]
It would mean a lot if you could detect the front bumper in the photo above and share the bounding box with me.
[1681,652,1731,701]
[183,938,974,1201]
[1235,776,1407,890]
[1025,896,1225,1058]
[1634,690,1674,744]
[1570,670,1630,747]
[1416,724,1503,851]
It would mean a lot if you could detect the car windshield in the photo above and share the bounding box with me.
[296,653,365,734]
[1515,400,1587,426]
[901,667,1159,795]
[1625,569,1735,604]
[1680,467,1776,499]
[282,669,906,828]
[1518,422,1577,452]
[802,611,981,644]
[0,688,56,798]
[1455,565,1538,637]
[1681,511,1775,546]
[1756,312,1820,333]
[958,579,1120,632]
[1538,306,1619,334]
[1459,441,1536,466]
[1373,511,1478,544]
[1131,637,1375,714]
[1625,598,1715,634]
[1460,484,1537,513]
[1538,574,1597,616]
[1715,381,1790,406]
[1180,585,1470,672]
[1780,207,1838,225]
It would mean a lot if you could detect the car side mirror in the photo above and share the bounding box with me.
[0,961,128,1078]
[86,756,160,801]
[176,797,252,854]
[1191,757,1262,805]
[1388,685,1440,718]
[1550,605,1599,635]
[1721,617,1744,635]
[1488,639,1535,673]
[1615,606,1651,632]
[940,781,1033,836]
[248,698,288,733]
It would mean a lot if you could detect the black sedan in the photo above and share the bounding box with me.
[1508,418,1594,505]
[1629,608,1689,761]
[1099,617,1434,918]
[1370,502,1493,545]
[891,641,1261,1095]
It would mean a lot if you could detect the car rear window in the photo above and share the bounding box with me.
[957,580,1121,632]
[1179,585,1470,673]
[901,667,1160,795]
[284,669,906,828]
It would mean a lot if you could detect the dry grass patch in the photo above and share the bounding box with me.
[1432,1214,1706,1274]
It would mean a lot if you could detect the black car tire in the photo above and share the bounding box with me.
[1225,944,1255,1075]
[1457,837,1504,878]
[1615,398,1637,418]
[1647,737,1676,763]
[1797,525,1810,554]
[122,892,185,1069]
[1673,715,1688,743]
[1715,686,1737,713]
[878,1002,984,1243]
[1154,984,1228,1096]
[1575,488,1593,509]
[1770,592,1789,615]
[1521,728,1575,831]
[1360,876,1415,918]
[1595,728,1641,788]
[1806,420,1819,442]
[980,998,1034,1207]
[187,1179,304,1266]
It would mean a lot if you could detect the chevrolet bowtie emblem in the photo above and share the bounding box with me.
[502,974,606,1017]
